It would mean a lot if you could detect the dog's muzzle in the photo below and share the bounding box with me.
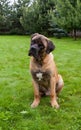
[28,44,39,58]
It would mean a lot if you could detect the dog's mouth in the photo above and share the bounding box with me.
[28,44,45,59]
[28,48,39,59]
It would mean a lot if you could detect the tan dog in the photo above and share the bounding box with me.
[28,33,64,108]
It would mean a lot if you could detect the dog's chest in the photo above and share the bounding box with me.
[31,70,51,85]
[36,72,43,81]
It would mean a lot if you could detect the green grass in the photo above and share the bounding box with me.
[0,36,81,130]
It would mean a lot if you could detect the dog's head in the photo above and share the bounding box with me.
[28,33,55,59]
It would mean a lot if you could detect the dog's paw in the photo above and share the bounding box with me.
[51,100,60,109]
[31,100,40,108]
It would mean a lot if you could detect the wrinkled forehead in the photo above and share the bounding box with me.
[32,36,42,43]
[31,35,48,47]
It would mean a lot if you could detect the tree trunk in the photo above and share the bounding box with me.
[73,29,77,40]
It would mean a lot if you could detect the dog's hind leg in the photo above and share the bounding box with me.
[56,74,64,96]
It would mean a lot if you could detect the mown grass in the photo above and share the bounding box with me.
[0,36,81,130]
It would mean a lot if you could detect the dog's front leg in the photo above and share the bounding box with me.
[50,77,59,109]
[31,79,40,108]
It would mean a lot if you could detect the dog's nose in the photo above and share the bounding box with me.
[28,44,38,56]
[31,46,37,51]
[31,44,38,50]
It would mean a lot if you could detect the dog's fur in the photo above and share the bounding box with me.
[28,33,64,108]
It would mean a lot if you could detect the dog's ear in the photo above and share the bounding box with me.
[31,33,39,39]
[46,40,55,54]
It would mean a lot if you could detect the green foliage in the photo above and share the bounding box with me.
[0,0,11,33]
[0,36,81,130]
[20,0,56,35]
[48,16,68,38]
[20,2,39,34]
[0,0,81,37]
[8,0,30,34]
[53,0,81,39]
[0,0,30,35]
[37,0,55,35]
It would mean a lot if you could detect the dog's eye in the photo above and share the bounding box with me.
[38,44,45,49]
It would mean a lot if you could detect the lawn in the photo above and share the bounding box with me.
[0,35,81,130]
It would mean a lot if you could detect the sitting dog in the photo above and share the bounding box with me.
[28,33,64,108]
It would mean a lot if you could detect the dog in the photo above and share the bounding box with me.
[28,33,64,108]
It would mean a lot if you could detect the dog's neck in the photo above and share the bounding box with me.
[34,52,47,66]
[31,53,53,70]
[35,58,44,66]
